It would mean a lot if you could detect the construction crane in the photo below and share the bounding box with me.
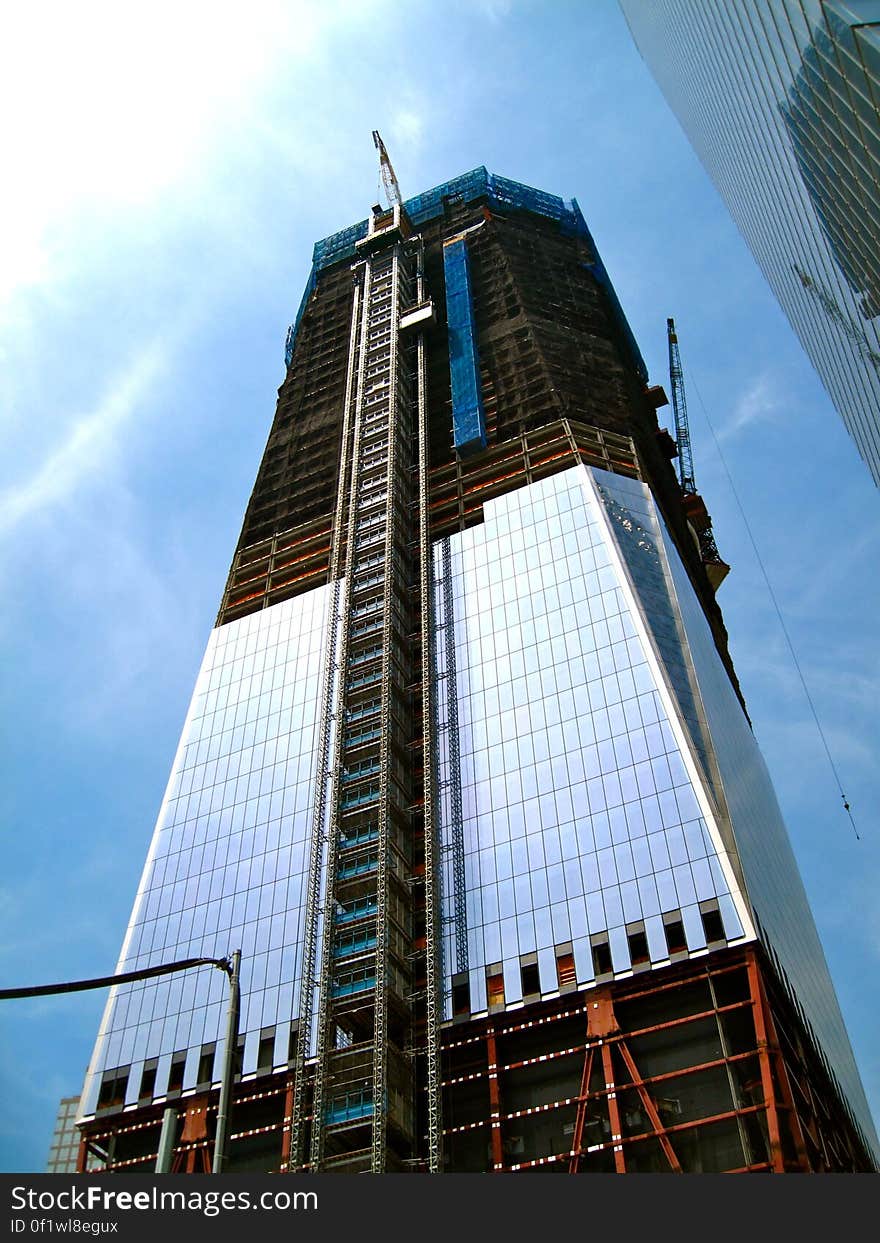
[372,129,402,208]
[667,317,696,494]
[666,317,728,586]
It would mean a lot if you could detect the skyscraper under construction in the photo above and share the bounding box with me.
[77,168,877,1173]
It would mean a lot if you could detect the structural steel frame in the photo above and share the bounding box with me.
[439,945,875,1173]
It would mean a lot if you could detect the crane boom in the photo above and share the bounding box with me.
[372,129,402,208]
[667,317,696,494]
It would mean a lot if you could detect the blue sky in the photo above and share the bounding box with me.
[1,0,878,1171]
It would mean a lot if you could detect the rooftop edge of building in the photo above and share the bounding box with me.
[285,166,648,386]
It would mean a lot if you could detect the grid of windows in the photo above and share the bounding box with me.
[621,0,880,484]
[46,1096,83,1173]
[434,467,747,1018]
[433,460,876,1154]
[80,586,331,1115]
[781,4,880,321]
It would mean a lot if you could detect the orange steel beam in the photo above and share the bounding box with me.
[616,1038,682,1172]
[486,1023,505,1172]
[747,953,786,1172]
[589,986,682,1173]
[442,964,751,1051]
[617,1102,764,1144]
[568,1045,595,1173]
[442,948,871,1172]
[512,1138,778,1175]
[444,1085,769,1141]
[613,958,745,1003]
[508,1104,768,1172]
[751,956,811,1171]
[443,1003,753,1085]
[446,969,754,1063]
[600,1042,626,1174]
[171,1143,211,1174]
[280,1075,295,1171]
[783,1055,825,1164]
[601,1047,757,1093]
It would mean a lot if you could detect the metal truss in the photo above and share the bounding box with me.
[303,220,424,1174]
[415,238,443,1172]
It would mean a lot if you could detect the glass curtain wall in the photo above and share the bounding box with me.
[435,464,878,1151]
[620,0,880,484]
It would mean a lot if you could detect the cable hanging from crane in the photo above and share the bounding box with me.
[683,363,859,841]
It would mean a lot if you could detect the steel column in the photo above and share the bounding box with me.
[486,1023,506,1171]
[600,1042,626,1173]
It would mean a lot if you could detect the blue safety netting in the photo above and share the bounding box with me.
[284,169,648,386]
[444,238,487,456]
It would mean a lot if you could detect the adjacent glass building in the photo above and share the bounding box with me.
[77,169,877,1173]
[46,1097,86,1173]
[621,0,880,485]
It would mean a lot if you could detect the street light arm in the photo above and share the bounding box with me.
[0,956,230,1000]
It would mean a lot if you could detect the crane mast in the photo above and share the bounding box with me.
[667,317,696,493]
[665,317,729,587]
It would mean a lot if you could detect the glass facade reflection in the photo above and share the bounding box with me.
[655,489,876,1147]
[81,586,331,1115]
[434,468,749,1011]
[621,0,880,485]
[435,464,877,1151]
[46,1097,86,1173]
[782,6,880,319]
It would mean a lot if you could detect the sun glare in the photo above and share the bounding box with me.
[0,1,333,302]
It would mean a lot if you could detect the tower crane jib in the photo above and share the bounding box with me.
[372,130,403,208]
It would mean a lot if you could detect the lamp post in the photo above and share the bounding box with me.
[1,951,242,1174]
[212,948,241,1174]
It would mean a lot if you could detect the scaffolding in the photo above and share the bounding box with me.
[415,238,444,1171]
[287,276,365,1173]
[289,204,440,1172]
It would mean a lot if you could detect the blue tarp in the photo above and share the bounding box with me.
[444,238,487,456]
[308,168,579,275]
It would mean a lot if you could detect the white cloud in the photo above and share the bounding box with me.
[390,107,426,153]
[0,0,387,308]
[720,373,783,441]
[472,0,514,20]
[786,523,880,616]
[0,337,170,540]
